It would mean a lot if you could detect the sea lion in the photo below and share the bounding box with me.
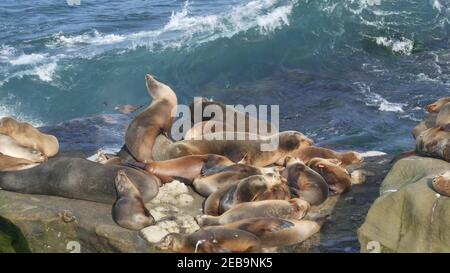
[115,104,144,115]
[413,113,438,139]
[0,157,160,204]
[292,146,363,167]
[125,74,177,163]
[224,217,324,248]
[184,120,226,140]
[126,154,234,184]
[189,99,277,136]
[435,102,450,127]
[166,131,314,167]
[432,171,450,197]
[0,154,40,172]
[192,164,279,197]
[112,170,155,230]
[96,152,123,165]
[0,117,59,157]
[203,173,288,216]
[0,134,47,163]
[156,226,261,253]
[416,125,450,162]
[307,157,352,194]
[118,134,174,163]
[427,97,450,113]
[281,157,329,206]
[196,198,310,226]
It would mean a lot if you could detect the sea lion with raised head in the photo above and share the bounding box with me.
[0,134,47,163]
[125,74,177,163]
[0,154,40,172]
[196,198,310,226]
[0,117,59,157]
[166,131,314,167]
[192,164,279,197]
[112,170,155,230]
[156,226,261,253]
[0,157,160,204]
[307,157,352,194]
[281,157,329,206]
[427,97,450,113]
[292,146,363,167]
[126,154,234,184]
[224,217,325,248]
[203,173,289,215]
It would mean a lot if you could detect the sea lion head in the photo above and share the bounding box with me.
[145,74,175,102]
[289,198,311,219]
[426,97,450,113]
[307,158,352,194]
[341,151,364,165]
[279,131,314,152]
[432,171,450,197]
[29,148,47,162]
[157,233,184,252]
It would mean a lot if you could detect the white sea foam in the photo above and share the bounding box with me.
[0,104,45,127]
[431,0,443,12]
[9,53,47,66]
[33,62,58,82]
[360,151,387,157]
[356,82,407,113]
[375,36,414,55]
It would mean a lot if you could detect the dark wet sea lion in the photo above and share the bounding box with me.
[282,157,329,206]
[196,198,310,226]
[0,154,40,172]
[307,157,352,194]
[204,173,288,215]
[125,74,177,163]
[0,117,59,157]
[292,146,363,167]
[166,131,314,167]
[224,217,324,248]
[0,157,160,204]
[126,154,234,184]
[112,170,155,230]
[156,226,261,253]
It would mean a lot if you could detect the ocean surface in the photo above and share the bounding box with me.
[1,0,449,154]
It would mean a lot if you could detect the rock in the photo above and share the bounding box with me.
[358,156,450,253]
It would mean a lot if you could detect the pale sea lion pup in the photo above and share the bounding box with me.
[192,164,279,196]
[204,173,288,215]
[0,134,47,163]
[432,171,450,197]
[196,198,310,226]
[125,74,177,163]
[307,157,352,194]
[0,154,40,171]
[282,157,329,206]
[126,154,234,184]
[0,117,59,157]
[167,131,314,167]
[292,146,363,167]
[427,97,450,113]
[156,226,261,253]
[224,217,325,248]
[112,170,155,230]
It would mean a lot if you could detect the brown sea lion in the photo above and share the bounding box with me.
[292,146,363,167]
[156,226,261,253]
[432,171,450,197]
[166,131,314,167]
[203,173,288,216]
[112,170,155,230]
[196,198,310,226]
[125,154,234,184]
[281,157,329,206]
[435,102,450,127]
[307,157,352,194]
[0,154,40,172]
[427,97,450,113]
[415,125,450,162]
[0,117,59,157]
[413,113,438,139]
[189,99,277,136]
[96,152,123,165]
[192,164,279,196]
[184,120,226,140]
[115,104,144,115]
[0,134,47,163]
[224,217,325,248]
[125,74,177,163]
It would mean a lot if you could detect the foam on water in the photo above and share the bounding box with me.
[375,37,414,55]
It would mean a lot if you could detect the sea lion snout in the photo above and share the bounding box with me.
[427,103,438,113]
